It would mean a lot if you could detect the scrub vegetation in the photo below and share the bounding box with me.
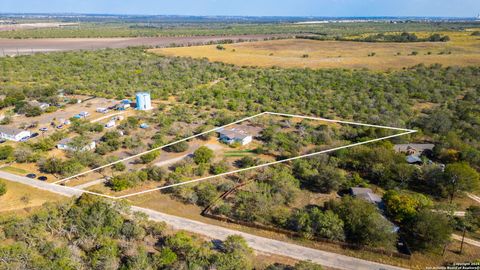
[0,20,479,269]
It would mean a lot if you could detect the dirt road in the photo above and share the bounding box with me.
[0,34,285,56]
[0,170,407,270]
[451,234,480,248]
[467,193,480,204]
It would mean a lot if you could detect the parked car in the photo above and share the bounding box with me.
[37,176,48,181]
[39,127,48,132]
[30,133,39,138]
[0,139,6,144]
[56,125,64,129]
[19,136,30,142]
[26,173,37,179]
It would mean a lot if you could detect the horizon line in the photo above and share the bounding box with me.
[0,13,478,19]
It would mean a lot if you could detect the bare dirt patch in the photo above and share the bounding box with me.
[0,34,286,56]
[0,22,78,32]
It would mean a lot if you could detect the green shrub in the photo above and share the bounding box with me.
[0,181,6,196]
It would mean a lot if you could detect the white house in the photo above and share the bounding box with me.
[29,100,50,110]
[57,138,96,151]
[218,128,253,146]
[0,126,31,142]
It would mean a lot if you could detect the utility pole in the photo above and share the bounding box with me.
[450,175,457,204]
[460,227,466,254]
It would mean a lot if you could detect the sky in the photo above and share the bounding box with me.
[1,0,479,17]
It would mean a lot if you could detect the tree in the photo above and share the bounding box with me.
[193,146,214,164]
[165,141,189,153]
[25,106,42,117]
[89,239,120,269]
[112,162,126,171]
[309,166,345,193]
[444,162,480,203]
[311,209,345,241]
[294,261,323,270]
[139,151,159,164]
[39,157,63,174]
[382,190,432,224]
[60,159,84,176]
[13,147,33,163]
[329,196,397,248]
[210,160,230,174]
[406,209,452,251]
[287,207,344,241]
[215,235,253,270]
[109,176,132,191]
[67,136,93,152]
[194,182,218,207]
[237,156,257,168]
[0,145,13,160]
[152,248,177,268]
[0,180,6,196]
[145,166,167,181]
[465,205,480,231]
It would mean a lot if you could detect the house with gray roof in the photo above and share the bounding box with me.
[350,187,382,205]
[0,126,31,142]
[218,127,253,146]
[57,137,96,151]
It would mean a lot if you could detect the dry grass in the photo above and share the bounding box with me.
[0,178,66,214]
[150,31,480,70]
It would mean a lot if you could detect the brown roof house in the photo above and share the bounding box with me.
[394,143,434,164]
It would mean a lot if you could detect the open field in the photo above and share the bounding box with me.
[151,31,480,70]
[0,178,66,214]
[0,22,78,32]
[0,34,286,56]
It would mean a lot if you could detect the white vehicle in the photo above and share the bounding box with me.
[79,111,90,118]
[105,120,116,128]
[96,107,109,113]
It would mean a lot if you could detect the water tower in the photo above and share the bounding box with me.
[135,92,152,111]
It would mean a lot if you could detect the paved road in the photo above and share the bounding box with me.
[0,170,407,270]
[0,170,83,197]
[134,206,407,270]
[73,178,107,190]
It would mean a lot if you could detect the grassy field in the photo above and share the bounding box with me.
[0,179,66,214]
[150,31,480,70]
[0,21,478,39]
[0,166,28,175]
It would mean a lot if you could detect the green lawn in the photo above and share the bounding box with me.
[0,166,28,175]
[224,149,255,157]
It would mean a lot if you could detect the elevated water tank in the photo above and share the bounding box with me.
[136,92,152,111]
